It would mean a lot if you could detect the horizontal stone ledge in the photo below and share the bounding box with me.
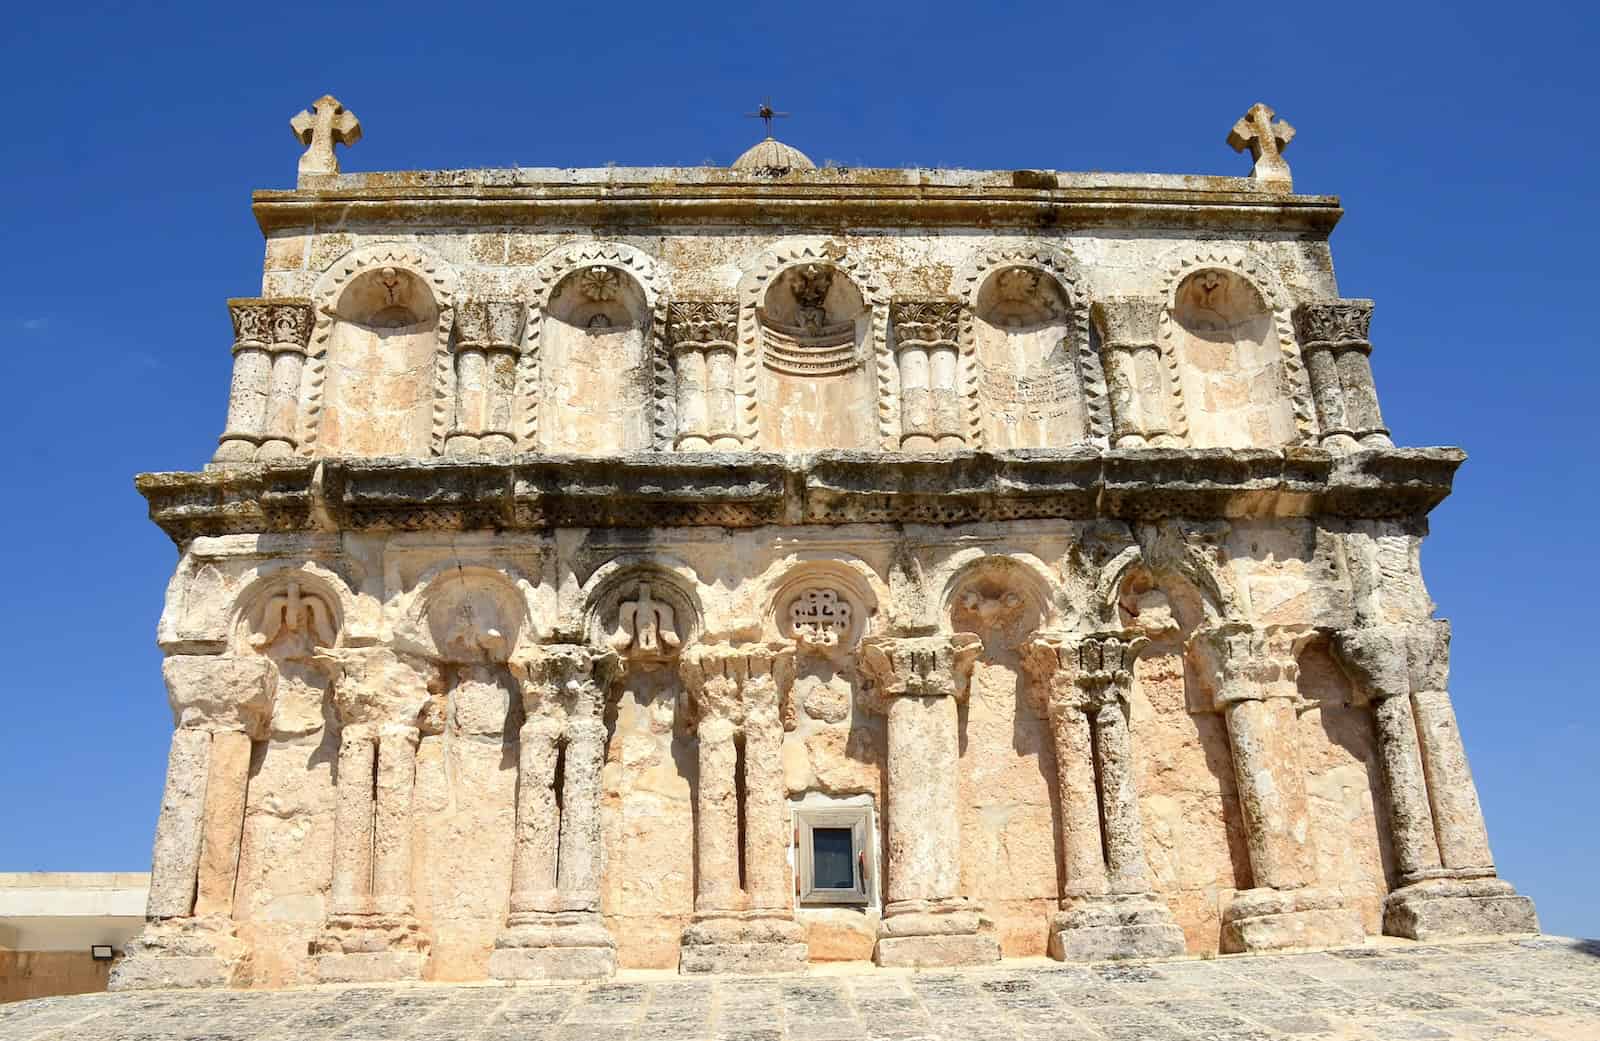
[135,447,1465,544]
[252,185,1342,235]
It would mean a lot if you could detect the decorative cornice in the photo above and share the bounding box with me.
[139,447,1463,543]
[254,181,1343,236]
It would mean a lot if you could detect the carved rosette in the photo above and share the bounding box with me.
[1292,298,1390,451]
[891,300,966,451]
[667,301,740,450]
[448,299,526,457]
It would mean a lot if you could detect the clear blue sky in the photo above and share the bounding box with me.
[1,2,1594,938]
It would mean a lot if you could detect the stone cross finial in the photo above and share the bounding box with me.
[1227,103,1295,188]
[291,95,362,176]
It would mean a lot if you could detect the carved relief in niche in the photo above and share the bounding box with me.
[540,265,651,452]
[587,575,698,671]
[948,562,1047,660]
[1171,269,1293,448]
[318,266,441,456]
[971,267,1085,448]
[422,569,526,737]
[755,264,875,450]
[241,578,340,736]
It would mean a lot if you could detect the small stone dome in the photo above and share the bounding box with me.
[731,136,816,174]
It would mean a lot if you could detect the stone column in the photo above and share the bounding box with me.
[310,647,437,983]
[258,301,313,458]
[1292,299,1392,451]
[1092,296,1183,448]
[491,644,617,980]
[1021,634,1185,961]
[1337,622,1538,938]
[110,655,275,991]
[1191,623,1363,952]
[213,299,275,462]
[858,634,999,968]
[677,644,808,974]
[891,301,965,451]
[447,300,525,457]
[668,302,741,451]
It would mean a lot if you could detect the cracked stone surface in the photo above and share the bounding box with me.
[5,938,1596,1040]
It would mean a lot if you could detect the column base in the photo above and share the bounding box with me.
[679,911,808,975]
[873,899,1000,968]
[1383,877,1539,940]
[1221,887,1364,953]
[108,916,248,991]
[489,910,617,980]
[312,912,429,983]
[1048,893,1187,962]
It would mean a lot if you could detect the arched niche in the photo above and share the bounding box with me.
[760,559,881,657]
[410,565,532,664]
[972,266,1087,449]
[1169,268,1295,448]
[309,255,452,458]
[538,265,653,453]
[229,564,351,737]
[752,262,877,450]
[581,562,703,668]
[940,554,1057,661]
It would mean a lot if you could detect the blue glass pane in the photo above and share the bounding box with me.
[812,827,855,890]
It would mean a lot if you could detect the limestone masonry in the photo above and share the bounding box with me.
[115,96,1537,990]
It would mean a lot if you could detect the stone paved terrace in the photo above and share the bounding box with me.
[4,938,1597,1041]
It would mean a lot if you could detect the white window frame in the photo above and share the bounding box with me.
[792,795,876,908]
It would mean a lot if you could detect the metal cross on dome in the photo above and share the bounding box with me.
[746,98,790,137]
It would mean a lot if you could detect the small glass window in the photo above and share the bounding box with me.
[811,828,856,890]
[793,799,874,907]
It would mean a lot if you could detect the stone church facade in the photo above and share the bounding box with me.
[114,97,1536,989]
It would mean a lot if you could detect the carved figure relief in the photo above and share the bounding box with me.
[1170,268,1295,448]
[611,583,683,663]
[539,265,652,452]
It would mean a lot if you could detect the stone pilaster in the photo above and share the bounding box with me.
[213,300,275,462]
[258,301,314,458]
[1021,633,1185,961]
[857,633,999,968]
[1092,296,1184,448]
[891,301,965,451]
[1334,623,1538,939]
[1293,300,1392,452]
[110,655,276,991]
[668,303,741,451]
[310,647,437,983]
[489,644,618,981]
[677,644,808,974]
[446,300,525,457]
[1190,623,1364,952]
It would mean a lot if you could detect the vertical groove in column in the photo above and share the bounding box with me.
[194,729,253,916]
[146,728,214,919]
[331,729,376,913]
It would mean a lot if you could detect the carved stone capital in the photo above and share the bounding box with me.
[1293,299,1373,351]
[680,643,794,727]
[269,300,315,354]
[667,301,738,350]
[509,643,614,720]
[1021,632,1146,714]
[1091,296,1163,350]
[313,646,440,729]
[1331,625,1411,703]
[891,300,961,348]
[456,300,526,353]
[1189,622,1310,708]
[163,654,277,738]
[857,633,981,708]
[227,298,274,351]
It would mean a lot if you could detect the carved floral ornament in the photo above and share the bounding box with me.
[248,579,338,653]
[891,301,962,347]
[1292,299,1374,347]
[609,583,684,663]
[667,301,739,348]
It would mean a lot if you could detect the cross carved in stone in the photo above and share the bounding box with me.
[1227,103,1295,187]
[291,95,362,176]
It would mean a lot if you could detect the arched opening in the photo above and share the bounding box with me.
[318,266,441,456]
[755,263,875,450]
[973,266,1086,448]
[540,265,652,452]
[1171,269,1292,448]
